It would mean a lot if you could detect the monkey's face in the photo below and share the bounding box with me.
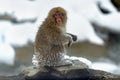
[53,11,64,23]
[48,7,67,25]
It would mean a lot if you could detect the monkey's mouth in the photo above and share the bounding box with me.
[56,18,62,23]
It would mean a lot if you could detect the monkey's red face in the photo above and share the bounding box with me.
[53,11,64,23]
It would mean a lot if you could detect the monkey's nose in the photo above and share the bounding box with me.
[56,18,62,23]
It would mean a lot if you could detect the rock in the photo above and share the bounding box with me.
[21,59,89,77]
[107,33,120,62]
[92,22,120,62]
[0,68,119,80]
[19,60,120,80]
[0,60,120,80]
[111,0,120,11]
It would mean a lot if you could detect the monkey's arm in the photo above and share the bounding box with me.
[51,33,77,47]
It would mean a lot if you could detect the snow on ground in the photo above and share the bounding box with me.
[65,55,120,74]
[5,23,38,46]
[93,12,120,33]
[91,62,120,74]
[64,55,92,68]
[0,42,15,65]
[0,22,15,65]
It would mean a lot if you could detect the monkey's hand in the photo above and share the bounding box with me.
[67,33,77,42]
[66,33,77,47]
[66,34,73,47]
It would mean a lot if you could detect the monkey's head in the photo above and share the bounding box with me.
[47,7,67,26]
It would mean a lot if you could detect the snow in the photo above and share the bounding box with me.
[64,55,120,74]
[93,13,120,33]
[5,23,38,46]
[64,55,92,68]
[0,42,15,65]
[0,23,15,65]
[91,62,118,74]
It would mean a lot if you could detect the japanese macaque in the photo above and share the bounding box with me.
[32,7,77,67]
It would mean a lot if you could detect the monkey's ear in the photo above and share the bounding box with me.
[67,33,77,41]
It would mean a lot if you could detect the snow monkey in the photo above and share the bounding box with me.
[32,7,77,67]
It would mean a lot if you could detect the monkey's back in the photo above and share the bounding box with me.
[34,25,66,66]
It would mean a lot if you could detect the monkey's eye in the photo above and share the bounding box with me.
[60,12,64,16]
[53,11,64,18]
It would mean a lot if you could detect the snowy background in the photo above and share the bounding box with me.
[0,0,120,75]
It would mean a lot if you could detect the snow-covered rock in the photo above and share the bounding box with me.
[94,0,117,13]
[5,23,38,46]
[93,12,120,33]
[0,25,15,65]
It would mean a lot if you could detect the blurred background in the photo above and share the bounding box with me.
[0,0,120,76]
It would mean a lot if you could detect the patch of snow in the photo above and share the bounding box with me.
[0,43,15,65]
[94,13,120,33]
[64,55,92,68]
[0,24,15,65]
[91,62,118,74]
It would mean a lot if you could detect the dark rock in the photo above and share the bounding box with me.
[107,33,120,62]
[97,2,111,14]
[92,21,120,62]
[0,60,120,80]
[0,74,25,80]
[0,67,120,80]
[20,59,120,80]
[111,0,120,11]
